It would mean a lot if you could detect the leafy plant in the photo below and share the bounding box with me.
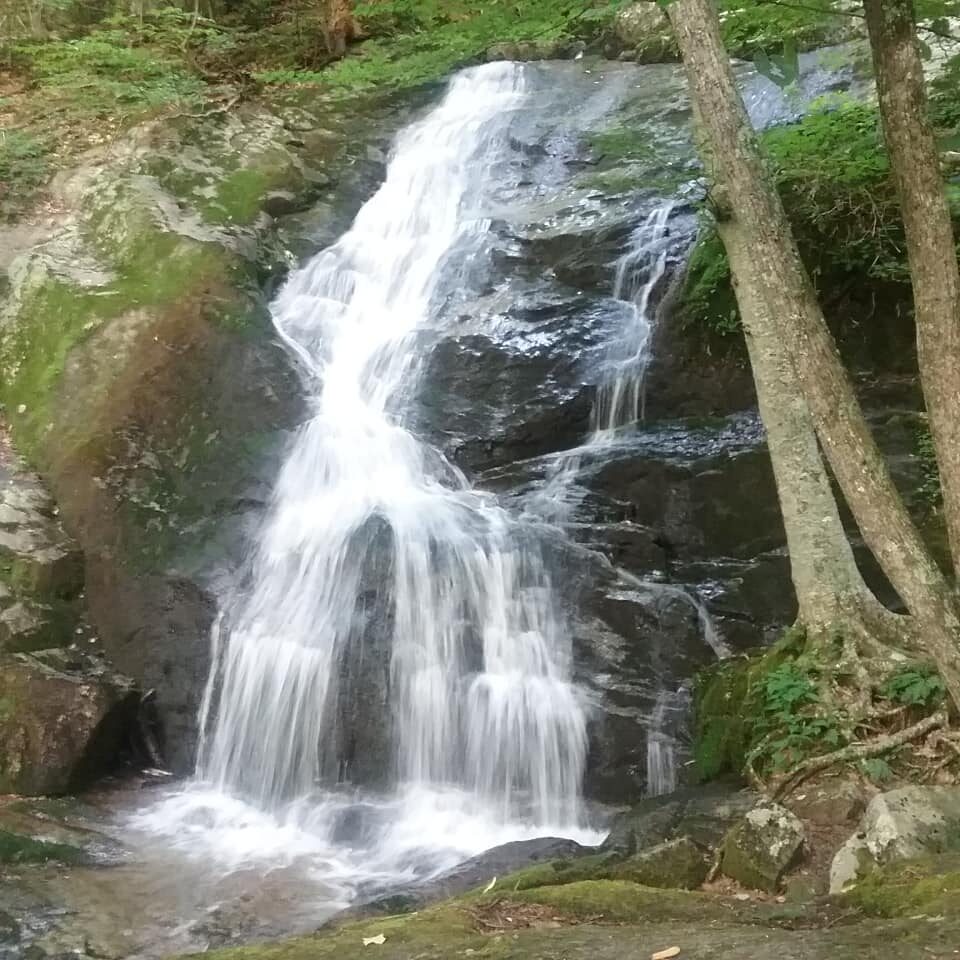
[882,664,946,708]
[750,661,846,772]
[0,130,48,220]
[860,757,895,783]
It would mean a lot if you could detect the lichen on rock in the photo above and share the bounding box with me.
[720,800,805,891]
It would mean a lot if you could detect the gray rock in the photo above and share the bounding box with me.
[830,786,960,893]
[830,832,874,894]
[338,837,591,920]
[721,801,805,892]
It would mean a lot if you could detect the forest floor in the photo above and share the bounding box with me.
[187,886,960,960]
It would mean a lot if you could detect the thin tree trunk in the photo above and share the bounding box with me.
[666,0,960,708]
[321,0,356,58]
[862,0,960,580]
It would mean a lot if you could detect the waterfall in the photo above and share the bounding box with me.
[645,688,679,797]
[143,62,596,879]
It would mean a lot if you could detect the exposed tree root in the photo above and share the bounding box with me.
[771,710,948,801]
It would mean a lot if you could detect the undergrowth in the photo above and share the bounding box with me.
[695,628,953,793]
[678,99,913,344]
[0,130,48,220]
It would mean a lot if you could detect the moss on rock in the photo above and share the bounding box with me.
[843,852,960,918]
[0,828,85,865]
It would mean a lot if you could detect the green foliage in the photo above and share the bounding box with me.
[752,660,845,772]
[678,229,739,339]
[764,101,905,282]
[679,100,909,342]
[881,663,947,708]
[15,25,204,114]
[859,757,894,782]
[0,130,48,221]
[717,0,847,56]
[258,0,622,92]
[753,39,799,90]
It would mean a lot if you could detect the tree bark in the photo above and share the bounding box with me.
[862,0,960,580]
[666,0,960,708]
[721,218,895,641]
[322,0,357,58]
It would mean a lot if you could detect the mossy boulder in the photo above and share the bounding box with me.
[609,837,709,889]
[831,786,960,893]
[720,801,805,892]
[0,92,395,771]
[0,651,136,794]
[842,851,960,918]
[603,784,761,855]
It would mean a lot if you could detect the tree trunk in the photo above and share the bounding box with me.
[666,0,960,708]
[862,0,960,580]
[720,216,892,641]
[322,0,356,58]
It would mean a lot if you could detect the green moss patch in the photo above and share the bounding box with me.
[844,853,960,918]
[0,829,85,865]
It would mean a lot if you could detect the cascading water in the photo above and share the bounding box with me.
[141,62,603,893]
[592,200,675,437]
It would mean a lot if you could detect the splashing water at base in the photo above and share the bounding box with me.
[136,61,603,899]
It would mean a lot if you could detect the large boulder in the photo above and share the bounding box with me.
[831,786,960,893]
[0,651,136,795]
[610,836,709,889]
[338,837,591,919]
[720,801,806,892]
[0,93,401,773]
[603,785,762,855]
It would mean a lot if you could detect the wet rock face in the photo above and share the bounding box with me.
[0,651,136,795]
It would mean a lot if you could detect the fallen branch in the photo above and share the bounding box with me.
[771,710,948,802]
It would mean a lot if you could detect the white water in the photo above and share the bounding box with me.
[592,200,675,436]
[137,62,602,893]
